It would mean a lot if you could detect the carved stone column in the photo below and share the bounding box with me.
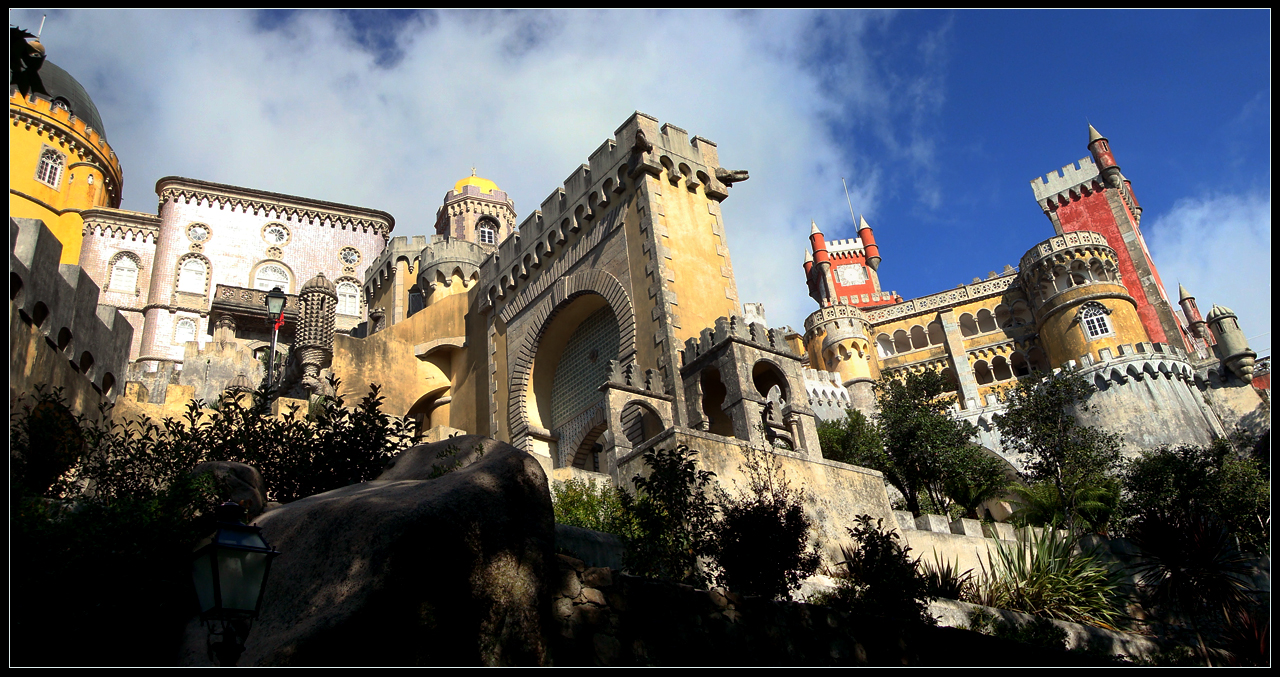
[296,272,338,396]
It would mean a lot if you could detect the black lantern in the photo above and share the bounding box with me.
[263,286,287,391]
[192,502,279,665]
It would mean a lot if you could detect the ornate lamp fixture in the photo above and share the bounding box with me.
[191,502,279,666]
[264,286,287,391]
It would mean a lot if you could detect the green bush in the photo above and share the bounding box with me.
[621,444,719,586]
[826,514,936,625]
[919,552,975,601]
[552,477,637,538]
[710,446,820,600]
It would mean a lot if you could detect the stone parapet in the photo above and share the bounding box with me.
[1029,156,1102,212]
[865,274,1017,325]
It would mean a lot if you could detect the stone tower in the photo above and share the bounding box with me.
[434,171,518,249]
[1030,125,1184,350]
[1205,305,1256,383]
[295,272,337,395]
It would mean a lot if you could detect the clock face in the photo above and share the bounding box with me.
[264,225,289,245]
[188,225,209,242]
[340,247,360,265]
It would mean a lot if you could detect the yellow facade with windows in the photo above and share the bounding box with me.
[9,88,123,264]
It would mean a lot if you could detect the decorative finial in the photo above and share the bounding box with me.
[471,166,476,177]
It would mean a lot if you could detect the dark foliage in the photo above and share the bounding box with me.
[993,369,1122,534]
[966,608,1069,652]
[552,477,639,539]
[1121,431,1269,550]
[711,446,821,600]
[827,514,935,625]
[10,381,413,665]
[919,554,975,601]
[622,444,719,586]
[816,408,882,467]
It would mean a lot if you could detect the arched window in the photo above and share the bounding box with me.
[959,313,979,337]
[177,258,207,294]
[927,321,945,345]
[1080,302,1114,340]
[174,317,198,344]
[36,148,65,188]
[109,255,139,293]
[909,325,928,350]
[977,309,997,333]
[876,334,895,358]
[477,221,497,245]
[254,263,290,292]
[337,281,360,316]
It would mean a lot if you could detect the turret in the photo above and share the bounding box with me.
[1206,305,1257,382]
[802,248,813,276]
[1178,283,1210,341]
[1087,124,1123,190]
[857,215,881,271]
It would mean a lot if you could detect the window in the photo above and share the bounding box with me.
[1080,302,1114,340]
[340,247,360,265]
[36,148,65,188]
[337,282,360,316]
[187,224,210,242]
[175,317,197,344]
[254,264,290,292]
[478,222,496,245]
[109,256,139,293]
[177,258,207,294]
[263,224,289,245]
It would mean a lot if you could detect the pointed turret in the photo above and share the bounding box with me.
[856,215,881,271]
[1086,123,1122,189]
[1088,123,1104,144]
[1177,282,1209,341]
[802,247,814,275]
[809,219,829,266]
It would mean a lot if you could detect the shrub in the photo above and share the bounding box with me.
[965,607,1069,651]
[919,553,975,601]
[974,528,1125,630]
[711,446,820,600]
[827,514,936,625]
[552,477,637,538]
[622,444,718,586]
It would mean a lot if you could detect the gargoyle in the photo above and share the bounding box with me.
[715,168,750,185]
[632,130,654,154]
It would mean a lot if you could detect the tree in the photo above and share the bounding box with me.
[711,446,820,600]
[942,445,1013,520]
[993,369,1122,534]
[855,371,980,517]
[817,408,882,467]
[622,444,719,586]
[1122,432,1269,551]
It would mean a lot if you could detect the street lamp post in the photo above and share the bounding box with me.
[191,502,280,666]
[264,287,286,392]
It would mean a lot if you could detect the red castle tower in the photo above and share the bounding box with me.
[1030,125,1186,349]
[803,217,899,309]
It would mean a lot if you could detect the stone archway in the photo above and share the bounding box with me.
[507,270,636,454]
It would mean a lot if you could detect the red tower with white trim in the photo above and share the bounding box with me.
[803,218,899,309]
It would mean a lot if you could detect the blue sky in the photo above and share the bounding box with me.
[15,9,1270,356]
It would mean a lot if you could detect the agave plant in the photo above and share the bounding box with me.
[918,552,975,601]
[975,528,1126,630]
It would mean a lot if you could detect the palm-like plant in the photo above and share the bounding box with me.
[1127,513,1256,664]
[975,528,1126,630]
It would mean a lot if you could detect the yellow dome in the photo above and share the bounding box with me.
[454,171,500,195]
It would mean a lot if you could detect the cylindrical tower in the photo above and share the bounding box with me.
[1018,231,1149,368]
[295,272,338,395]
[803,304,878,410]
[1206,305,1256,383]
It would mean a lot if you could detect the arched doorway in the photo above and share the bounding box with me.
[526,294,620,466]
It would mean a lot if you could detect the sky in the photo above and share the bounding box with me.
[13,9,1270,357]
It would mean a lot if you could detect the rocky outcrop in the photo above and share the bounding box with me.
[180,436,554,666]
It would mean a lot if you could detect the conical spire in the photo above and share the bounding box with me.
[1088,123,1104,144]
[810,219,821,235]
[858,214,871,230]
[1178,282,1193,302]
[803,248,813,263]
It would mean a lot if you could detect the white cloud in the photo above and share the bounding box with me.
[1146,192,1272,356]
[16,8,944,331]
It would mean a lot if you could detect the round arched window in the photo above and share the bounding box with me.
[254,264,290,292]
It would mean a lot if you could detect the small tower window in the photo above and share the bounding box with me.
[174,317,198,345]
[1079,302,1114,340]
[337,282,360,316]
[478,222,497,245]
[36,148,65,188]
[177,258,208,294]
[109,255,139,293]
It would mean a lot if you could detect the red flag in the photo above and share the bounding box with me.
[273,308,286,331]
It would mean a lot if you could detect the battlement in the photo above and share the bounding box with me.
[10,217,134,396]
[803,303,870,334]
[825,237,865,255]
[9,87,118,165]
[486,112,730,306]
[864,272,1018,326]
[81,207,161,241]
[681,315,800,367]
[1029,156,1102,209]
